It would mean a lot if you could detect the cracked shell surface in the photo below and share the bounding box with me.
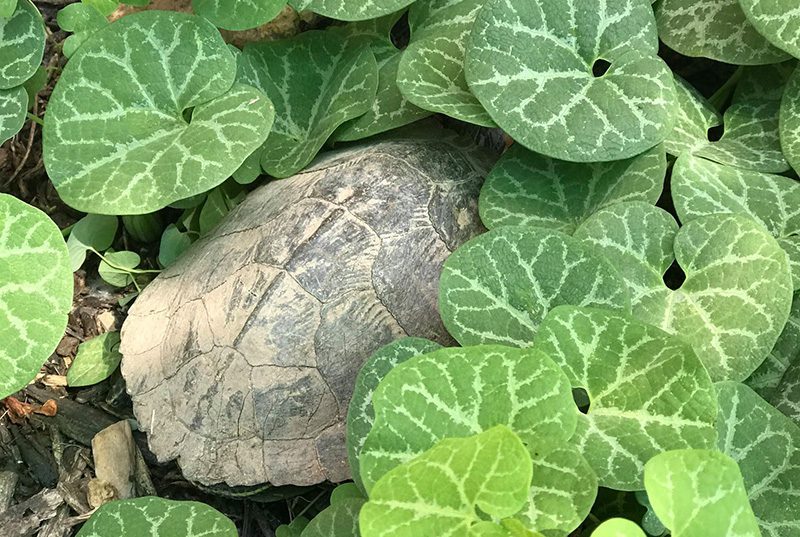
[119,137,491,487]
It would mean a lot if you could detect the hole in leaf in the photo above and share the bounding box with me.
[663,260,686,290]
[592,59,612,78]
[182,107,195,124]
[707,124,725,142]
[573,387,590,414]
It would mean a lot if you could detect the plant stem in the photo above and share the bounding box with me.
[26,113,44,127]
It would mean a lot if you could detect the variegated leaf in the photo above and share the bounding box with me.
[666,67,791,173]
[0,0,45,89]
[739,0,800,60]
[439,225,631,347]
[238,30,378,177]
[655,0,789,65]
[0,86,26,144]
[466,0,676,162]
[576,202,794,381]
[0,195,73,400]
[716,382,800,537]
[479,143,665,232]
[192,0,285,31]
[290,0,414,21]
[533,306,718,490]
[672,154,800,287]
[397,0,494,127]
[44,11,275,214]
[747,292,800,399]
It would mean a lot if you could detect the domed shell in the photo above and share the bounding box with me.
[120,137,492,486]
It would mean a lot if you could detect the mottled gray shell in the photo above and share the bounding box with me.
[120,137,492,487]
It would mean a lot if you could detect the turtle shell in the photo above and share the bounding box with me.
[120,136,492,486]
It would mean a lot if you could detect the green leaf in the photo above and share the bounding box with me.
[360,345,596,534]
[192,0,284,31]
[22,65,46,105]
[0,86,26,145]
[75,497,237,537]
[575,202,794,381]
[360,345,576,488]
[0,0,45,89]
[779,66,800,175]
[773,360,800,426]
[655,0,789,65]
[645,450,761,537]
[238,30,377,178]
[83,0,118,16]
[533,306,718,490]
[98,250,141,287]
[289,0,414,22]
[439,225,630,347]
[158,224,193,267]
[672,154,800,288]
[465,0,676,162]
[478,143,665,233]
[665,69,791,173]
[57,2,109,58]
[44,11,275,215]
[716,381,800,537]
[0,0,18,19]
[67,332,122,387]
[360,426,533,537]
[67,213,119,271]
[232,150,262,185]
[0,194,73,400]
[122,213,164,244]
[591,519,646,537]
[396,0,494,127]
[333,16,431,141]
[346,337,442,491]
[746,292,800,399]
[198,187,232,236]
[302,497,365,537]
[739,0,800,59]
[277,518,310,537]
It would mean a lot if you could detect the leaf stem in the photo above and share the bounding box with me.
[708,67,743,111]
[26,112,44,127]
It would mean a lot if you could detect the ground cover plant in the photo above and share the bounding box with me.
[2,0,800,536]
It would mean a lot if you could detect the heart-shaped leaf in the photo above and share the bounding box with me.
[591,519,646,537]
[0,86,26,144]
[75,497,237,537]
[98,250,140,287]
[644,449,761,537]
[0,194,73,400]
[0,0,45,89]
[655,0,789,65]
[238,29,377,177]
[716,381,800,537]
[479,143,666,232]
[333,16,432,141]
[44,11,275,215]
[289,0,414,22]
[779,66,800,174]
[301,485,366,537]
[67,332,122,387]
[360,345,596,534]
[739,0,800,59]
[533,306,718,490]
[746,292,800,399]
[465,0,676,162]
[672,154,800,288]
[360,345,577,490]
[67,213,119,271]
[192,0,285,30]
[440,225,630,347]
[396,0,494,127]
[575,202,793,381]
[360,426,533,537]
[666,67,791,173]
[346,337,442,491]
[57,2,108,58]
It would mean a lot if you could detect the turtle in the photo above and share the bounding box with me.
[120,134,494,487]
